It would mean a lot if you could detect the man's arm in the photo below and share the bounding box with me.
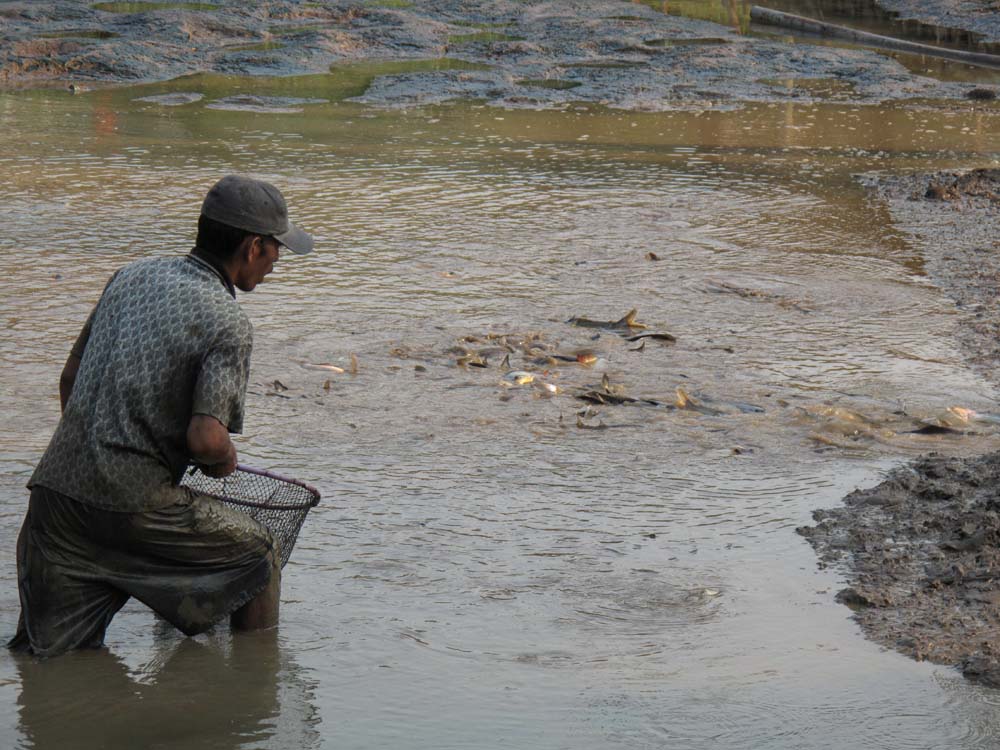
[59,353,82,413]
[187,414,238,478]
[60,308,97,412]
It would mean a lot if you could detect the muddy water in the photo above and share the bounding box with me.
[2,82,1000,749]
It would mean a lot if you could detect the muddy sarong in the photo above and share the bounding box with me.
[9,484,274,657]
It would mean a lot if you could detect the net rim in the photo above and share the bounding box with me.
[235,463,322,504]
[191,464,321,511]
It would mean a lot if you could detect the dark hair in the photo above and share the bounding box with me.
[195,214,255,261]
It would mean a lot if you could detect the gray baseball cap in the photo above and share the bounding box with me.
[201,174,314,255]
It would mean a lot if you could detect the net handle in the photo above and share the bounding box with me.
[235,464,322,506]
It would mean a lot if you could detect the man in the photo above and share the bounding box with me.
[9,175,314,657]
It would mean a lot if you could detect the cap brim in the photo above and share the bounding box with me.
[274,222,314,255]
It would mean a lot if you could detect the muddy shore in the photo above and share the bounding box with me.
[800,169,1000,687]
[875,0,1000,44]
[1,1,998,109]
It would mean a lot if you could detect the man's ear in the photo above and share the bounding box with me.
[236,234,258,261]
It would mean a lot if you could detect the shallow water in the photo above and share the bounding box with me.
[2,76,1000,749]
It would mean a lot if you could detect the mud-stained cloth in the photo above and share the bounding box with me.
[9,485,274,657]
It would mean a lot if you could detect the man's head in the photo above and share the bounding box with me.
[196,175,314,292]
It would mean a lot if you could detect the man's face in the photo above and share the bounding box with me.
[235,235,280,292]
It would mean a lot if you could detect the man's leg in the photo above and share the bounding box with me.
[231,548,280,630]
[110,490,276,637]
[8,489,130,657]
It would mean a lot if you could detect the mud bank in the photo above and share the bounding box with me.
[801,168,1000,686]
[875,0,1000,44]
[0,0,996,109]
[799,452,1000,687]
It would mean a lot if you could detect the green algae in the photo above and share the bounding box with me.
[110,58,493,114]
[38,30,120,39]
[636,0,752,34]
[447,32,525,44]
[226,41,286,53]
[516,79,582,90]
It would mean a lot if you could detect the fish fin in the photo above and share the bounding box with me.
[500,353,511,371]
[675,387,690,409]
[619,308,647,329]
[601,373,611,392]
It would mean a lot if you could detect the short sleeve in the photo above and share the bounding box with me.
[71,269,120,359]
[70,308,95,359]
[192,322,253,433]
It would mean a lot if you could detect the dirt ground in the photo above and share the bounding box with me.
[0,0,997,109]
[800,169,1000,687]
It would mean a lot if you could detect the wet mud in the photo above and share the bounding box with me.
[1,0,997,109]
[800,168,1000,686]
[875,0,1000,44]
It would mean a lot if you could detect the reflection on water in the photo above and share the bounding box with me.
[1,75,1000,748]
[13,629,318,749]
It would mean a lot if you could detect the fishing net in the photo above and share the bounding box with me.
[182,465,320,568]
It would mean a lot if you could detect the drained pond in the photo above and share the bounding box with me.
[2,10,1000,748]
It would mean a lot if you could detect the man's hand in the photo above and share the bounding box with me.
[187,414,238,478]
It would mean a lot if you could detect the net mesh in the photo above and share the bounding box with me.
[182,465,320,568]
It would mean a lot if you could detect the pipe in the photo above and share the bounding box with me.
[749,5,1000,70]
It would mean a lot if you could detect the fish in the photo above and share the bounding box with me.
[800,405,894,444]
[540,350,598,365]
[576,375,661,406]
[502,371,535,386]
[577,390,638,405]
[303,363,346,373]
[567,308,647,331]
[457,353,488,368]
[674,387,724,415]
[625,332,676,343]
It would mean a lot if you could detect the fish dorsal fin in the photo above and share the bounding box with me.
[601,373,611,392]
[675,387,691,408]
[500,353,511,371]
[618,308,647,329]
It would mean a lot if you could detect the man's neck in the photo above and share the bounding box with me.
[190,247,237,298]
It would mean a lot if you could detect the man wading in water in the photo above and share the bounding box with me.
[8,175,314,657]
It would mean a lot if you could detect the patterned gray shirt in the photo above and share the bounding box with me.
[29,253,253,512]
